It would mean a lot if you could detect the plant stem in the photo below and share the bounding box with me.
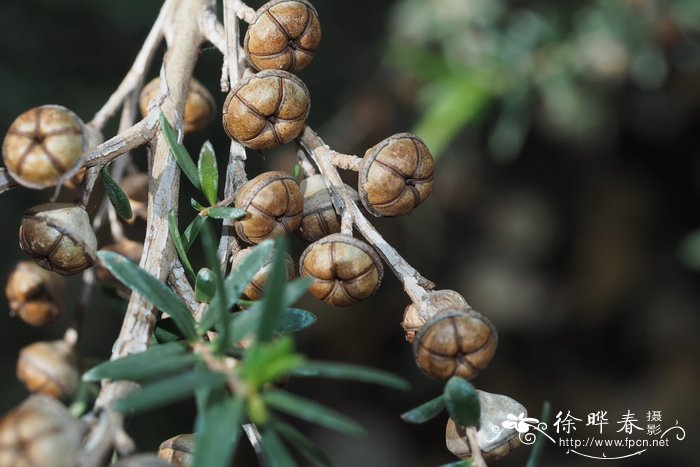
[466,426,487,467]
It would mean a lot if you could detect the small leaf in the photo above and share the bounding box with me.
[293,164,301,180]
[154,318,182,343]
[205,207,246,220]
[83,342,190,382]
[168,211,196,281]
[160,112,201,191]
[293,361,410,391]
[191,198,205,211]
[101,167,133,220]
[115,368,225,414]
[263,390,365,438]
[230,307,316,343]
[192,395,246,467]
[261,427,296,467]
[281,277,312,306]
[274,307,316,334]
[183,215,207,251]
[444,377,480,427]
[195,268,216,302]
[98,251,198,342]
[272,418,331,467]
[200,223,229,351]
[257,238,290,343]
[400,395,445,424]
[198,141,218,206]
[241,337,305,388]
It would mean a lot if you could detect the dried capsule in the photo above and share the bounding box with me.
[299,233,383,306]
[0,395,85,467]
[158,434,195,466]
[16,340,79,400]
[5,261,64,326]
[230,248,295,300]
[358,133,434,217]
[121,172,149,222]
[297,174,359,242]
[114,454,173,467]
[222,70,310,150]
[244,0,322,73]
[2,105,101,189]
[140,77,216,134]
[402,289,470,344]
[19,203,97,275]
[413,309,497,381]
[234,171,303,244]
[446,391,526,461]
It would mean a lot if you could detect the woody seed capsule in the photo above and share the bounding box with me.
[299,233,383,306]
[16,340,79,400]
[19,203,97,275]
[413,309,497,381]
[158,433,195,466]
[114,454,173,467]
[244,0,322,73]
[358,133,434,217]
[0,395,85,467]
[402,289,470,344]
[297,174,360,242]
[2,105,101,189]
[222,70,310,150]
[140,77,216,134]
[5,261,64,327]
[234,171,303,244]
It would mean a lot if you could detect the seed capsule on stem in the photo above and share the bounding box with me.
[5,261,65,327]
[297,174,360,242]
[16,340,80,400]
[19,203,97,276]
[140,77,216,134]
[158,433,195,466]
[299,233,384,306]
[402,289,470,344]
[231,247,295,301]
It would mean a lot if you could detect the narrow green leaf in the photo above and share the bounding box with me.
[198,141,218,206]
[97,251,198,342]
[293,164,301,180]
[257,238,290,343]
[525,401,551,467]
[195,268,216,302]
[115,369,225,414]
[83,342,188,381]
[400,395,445,424]
[272,418,331,467]
[183,215,207,251]
[191,198,205,211]
[198,240,274,334]
[263,390,365,438]
[444,377,480,428]
[293,361,409,391]
[154,318,182,343]
[261,427,295,467]
[230,307,316,343]
[193,395,246,467]
[200,222,231,353]
[281,277,312,307]
[100,167,133,220]
[205,207,246,220]
[159,112,201,190]
[88,353,198,383]
[168,211,196,281]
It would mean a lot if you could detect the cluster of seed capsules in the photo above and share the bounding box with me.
[0,0,508,464]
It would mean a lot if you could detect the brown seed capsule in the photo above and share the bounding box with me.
[121,172,149,223]
[19,203,97,276]
[234,171,303,244]
[299,233,383,306]
[158,434,195,467]
[413,309,497,380]
[95,240,144,297]
[358,133,434,217]
[2,105,101,189]
[222,70,310,150]
[5,261,64,326]
[402,289,470,344]
[297,174,360,242]
[139,77,216,134]
[230,247,295,300]
[0,395,85,467]
[244,0,322,73]
[114,454,173,467]
[16,340,79,400]
[446,391,526,461]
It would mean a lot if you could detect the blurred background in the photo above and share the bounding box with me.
[1,0,699,466]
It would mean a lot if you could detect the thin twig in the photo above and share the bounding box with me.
[299,126,434,304]
[168,261,198,314]
[328,151,362,171]
[296,145,318,177]
[0,169,19,194]
[89,0,172,130]
[466,427,488,467]
[84,117,158,168]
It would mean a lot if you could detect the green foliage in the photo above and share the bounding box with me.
[168,211,196,280]
[293,361,410,391]
[525,401,551,467]
[198,141,218,205]
[443,377,480,428]
[195,268,216,302]
[401,394,446,424]
[182,215,207,251]
[193,393,246,467]
[160,112,201,191]
[272,418,332,467]
[100,167,133,220]
[679,229,700,270]
[83,342,190,382]
[205,207,246,219]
